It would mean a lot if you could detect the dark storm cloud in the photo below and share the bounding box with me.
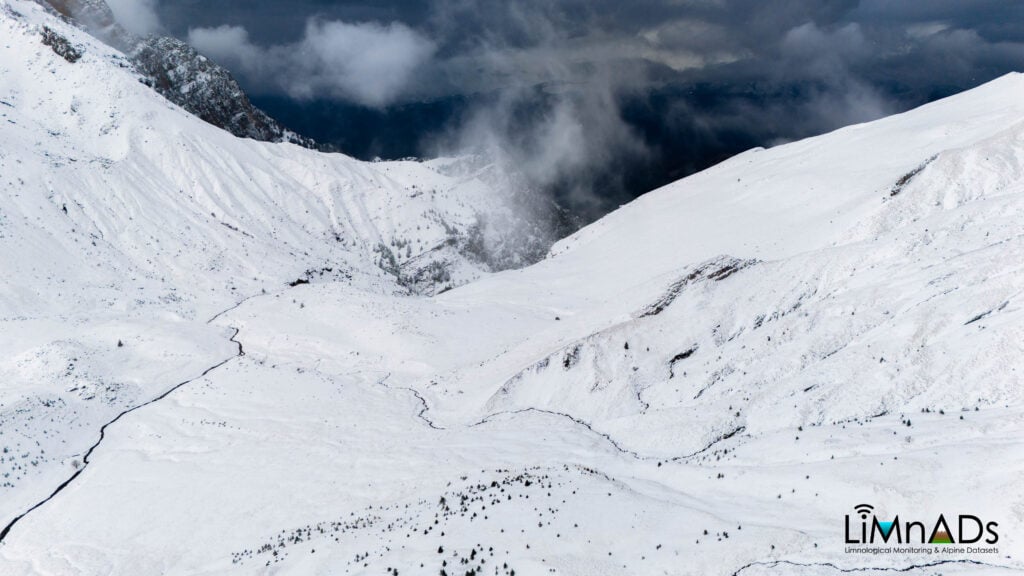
[156,0,432,44]
[137,0,1024,105]
[140,0,873,101]
[109,0,1024,218]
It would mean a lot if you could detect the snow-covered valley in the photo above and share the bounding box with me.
[1,1,1023,574]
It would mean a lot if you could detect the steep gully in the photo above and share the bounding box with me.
[0,305,248,544]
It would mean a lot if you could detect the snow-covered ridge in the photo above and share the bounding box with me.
[430,72,1024,453]
[0,0,550,321]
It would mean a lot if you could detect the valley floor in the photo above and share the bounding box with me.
[1,280,1021,575]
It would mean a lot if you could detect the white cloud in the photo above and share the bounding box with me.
[778,22,894,127]
[188,25,260,66]
[290,20,435,105]
[105,0,162,36]
[188,19,435,108]
[906,22,950,40]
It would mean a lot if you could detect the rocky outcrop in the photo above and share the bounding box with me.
[131,36,313,146]
[40,25,82,62]
[35,0,314,147]
[37,0,133,53]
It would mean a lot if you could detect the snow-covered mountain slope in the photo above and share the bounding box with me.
[1,0,1023,574]
[0,0,548,317]
[0,0,549,548]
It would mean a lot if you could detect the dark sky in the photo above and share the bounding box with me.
[106,0,1024,220]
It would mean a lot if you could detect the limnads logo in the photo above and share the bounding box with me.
[845,504,998,545]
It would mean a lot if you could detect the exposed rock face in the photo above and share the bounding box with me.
[38,0,133,52]
[35,0,314,147]
[131,36,313,146]
[40,25,82,62]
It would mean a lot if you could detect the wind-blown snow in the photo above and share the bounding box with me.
[0,0,1022,574]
